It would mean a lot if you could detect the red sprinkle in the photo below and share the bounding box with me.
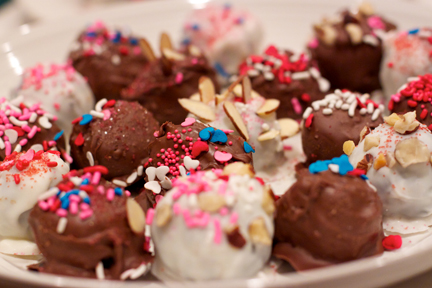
[13,174,20,185]
[33,150,43,160]
[80,185,94,193]
[43,141,48,151]
[83,165,109,175]
[387,99,394,111]
[103,100,116,109]
[305,114,314,128]
[12,127,25,137]
[47,161,58,167]
[387,62,394,68]
[347,168,365,176]
[301,93,311,102]
[356,97,366,109]
[407,100,418,107]
[71,116,83,124]
[74,133,85,146]
[421,108,428,119]
[191,141,209,158]
[255,177,265,185]
[382,235,402,250]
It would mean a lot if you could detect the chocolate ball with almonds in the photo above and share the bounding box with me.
[68,21,149,102]
[301,90,383,164]
[308,3,396,93]
[28,167,153,279]
[237,45,330,119]
[69,99,159,187]
[273,157,384,271]
[121,33,220,124]
[149,165,275,280]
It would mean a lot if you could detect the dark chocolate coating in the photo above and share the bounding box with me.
[28,171,152,279]
[301,105,383,164]
[69,100,159,182]
[309,10,396,93]
[391,100,432,127]
[121,50,220,124]
[273,170,384,271]
[69,29,148,102]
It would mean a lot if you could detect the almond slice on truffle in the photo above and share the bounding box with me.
[139,38,156,61]
[345,23,363,44]
[156,204,172,227]
[242,76,252,103]
[178,98,216,122]
[198,76,215,104]
[262,186,275,215]
[223,101,249,140]
[395,138,430,168]
[160,32,173,51]
[279,118,300,139]
[248,217,272,245]
[198,193,226,212]
[161,48,186,61]
[126,198,146,234]
[188,45,201,57]
[223,162,255,177]
[256,99,280,116]
[257,129,280,142]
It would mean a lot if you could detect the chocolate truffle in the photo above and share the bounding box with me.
[274,156,384,271]
[349,112,432,234]
[29,166,152,279]
[150,164,275,280]
[181,4,263,83]
[237,45,330,119]
[308,3,396,93]
[120,34,219,124]
[0,97,66,161]
[16,62,94,136]
[68,21,148,102]
[388,74,432,129]
[301,89,383,164]
[69,99,159,187]
[0,150,68,241]
[135,117,254,211]
[380,28,432,99]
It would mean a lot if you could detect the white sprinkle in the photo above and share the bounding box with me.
[90,110,104,119]
[145,225,151,237]
[131,263,149,280]
[5,129,18,144]
[96,262,105,280]
[127,172,138,184]
[30,144,43,152]
[86,151,94,166]
[113,179,127,187]
[179,165,187,177]
[9,96,23,107]
[367,103,374,114]
[317,78,330,92]
[144,181,161,193]
[9,116,27,127]
[360,108,367,115]
[8,104,21,113]
[263,72,275,81]
[309,67,320,79]
[111,55,121,65]
[341,91,352,98]
[38,116,52,129]
[348,101,357,117]
[291,71,310,80]
[346,94,356,104]
[188,193,198,208]
[93,45,103,55]
[145,167,156,181]
[137,165,144,176]
[372,109,381,121]
[312,102,321,111]
[44,113,56,120]
[262,65,271,72]
[13,144,22,153]
[362,34,379,46]
[322,108,333,115]
[335,100,343,109]
[328,101,335,109]
[261,123,270,131]
[378,104,385,111]
[341,103,350,110]
[419,30,432,38]
[29,112,37,123]
[407,77,420,83]
[397,84,407,93]
[254,63,264,71]
[160,177,172,189]
[69,176,83,186]
[156,166,169,181]
[56,217,68,234]
[95,99,108,112]
[0,138,5,149]
[59,192,65,199]
[79,190,89,199]
[247,69,259,77]
[38,187,60,201]
[334,89,343,96]
[290,53,301,62]
[274,59,282,68]
[328,164,339,173]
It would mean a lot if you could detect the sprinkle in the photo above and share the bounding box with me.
[175,73,184,84]
[91,171,101,185]
[13,144,22,153]
[114,187,123,196]
[95,98,108,112]
[382,235,402,250]
[106,188,115,201]
[305,114,314,128]
[79,114,93,125]
[126,171,138,184]
[137,165,144,176]
[181,117,196,127]
[79,209,93,220]
[243,142,255,153]
[56,217,68,234]
[54,130,64,141]
[146,208,155,225]
[291,98,302,115]
[47,161,58,167]
[83,165,109,174]
[113,179,127,187]
[90,110,105,119]
[96,261,105,280]
[38,116,52,129]
[38,187,60,201]
[74,132,85,146]
[214,151,233,162]
[86,151,94,166]
[13,174,20,184]
[111,55,121,65]
[213,218,222,244]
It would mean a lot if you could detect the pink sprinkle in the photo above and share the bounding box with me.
[213,218,222,244]
[53,103,60,111]
[283,145,292,151]
[19,139,28,146]
[69,194,81,202]
[291,97,302,115]
[79,209,93,220]
[106,188,115,201]
[91,171,101,185]
[80,203,90,211]
[222,129,234,134]
[62,152,73,164]
[125,190,131,197]
[20,149,34,161]
[97,185,105,195]
[69,202,78,214]
[4,141,11,156]
[191,58,198,65]
[56,208,68,217]
[47,196,55,206]
[308,37,319,48]
[133,46,141,55]
[28,126,38,139]
[175,73,184,84]
[173,203,182,215]
[103,110,111,121]
[48,140,56,147]
[146,208,155,224]
[367,16,385,30]
[38,201,49,211]
[214,151,233,162]
[219,207,229,216]
[229,212,238,224]
[22,125,31,132]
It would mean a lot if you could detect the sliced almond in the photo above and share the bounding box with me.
[373,153,387,170]
[395,138,430,168]
[190,92,200,101]
[162,48,186,61]
[385,153,396,168]
[358,1,374,16]
[215,92,232,105]
[188,44,201,57]
[156,204,172,227]
[199,76,215,104]
[160,32,173,51]
[198,193,226,212]
[315,24,337,46]
[242,76,252,103]
[223,101,249,141]
[248,217,272,245]
[279,118,300,139]
[360,126,371,142]
[256,99,280,116]
[345,23,363,44]
[257,129,280,142]
[126,198,146,234]
[262,186,275,215]
[232,84,261,99]
[223,162,255,177]
[363,135,380,152]
[139,38,156,61]
[178,98,216,122]
[343,140,355,156]
[384,113,401,127]
[394,111,419,135]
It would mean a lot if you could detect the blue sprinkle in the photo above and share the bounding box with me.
[408,28,420,35]
[210,129,228,144]
[112,31,122,43]
[83,197,91,205]
[181,38,191,45]
[114,187,123,196]
[214,62,230,78]
[129,37,138,45]
[54,130,64,141]
[86,31,97,38]
[360,175,368,180]
[61,199,70,209]
[81,179,90,185]
[308,160,329,174]
[243,142,255,153]
[187,172,191,176]
[236,17,244,24]
[192,24,200,31]
[332,154,353,175]
[79,114,93,125]
[199,127,215,141]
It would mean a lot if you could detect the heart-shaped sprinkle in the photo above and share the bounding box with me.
[38,116,53,129]
[191,141,209,158]
[179,166,187,177]
[20,149,35,161]
[12,127,24,137]
[4,129,18,144]
[74,132,84,146]
[79,114,93,125]
[160,177,173,189]
[156,166,170,180]
[181,117,196,127]
[210,129,228,144]
[214,151,233,162]
[199,127,215,141]
[382,235,402,250]
[184,156,200,170]
[144,181,161,194]
[145,167,156,181]
[103,110,111,121]
[243,142,255,153]
[30,144,43,152]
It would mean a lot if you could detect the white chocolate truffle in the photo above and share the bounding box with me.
[150,168,274,280]
[380,28,432,100]
[0,149,69,240]
[349,112,432,232]
[16,63,94,136]
[181,4,263,80]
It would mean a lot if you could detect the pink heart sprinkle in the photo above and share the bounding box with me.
[214,151,233,162]
[181,117,196,127]
[221,129,234,134]
[103,110,111,121]
[20,149,35,161]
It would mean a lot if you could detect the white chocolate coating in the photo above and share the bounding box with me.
[16,63,94,136]
[150,170,274,281]
[0,151,69,240]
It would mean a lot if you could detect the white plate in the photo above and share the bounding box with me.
[1,0,432,287]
